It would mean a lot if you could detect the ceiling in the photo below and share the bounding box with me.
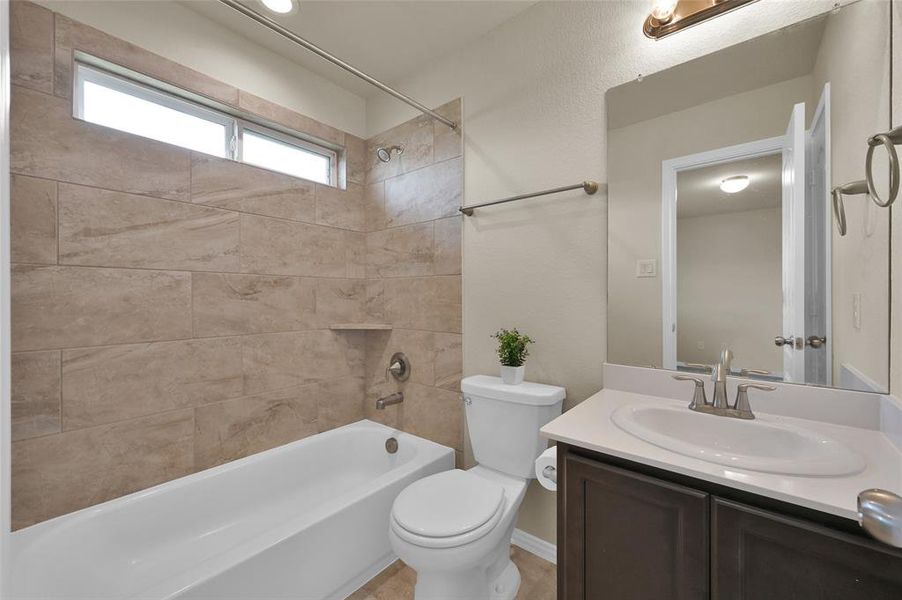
[677,154,782,220]
[184,0,539,98]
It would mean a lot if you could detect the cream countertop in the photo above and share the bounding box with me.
[540,388,902,521]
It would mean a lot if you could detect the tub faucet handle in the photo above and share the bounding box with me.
[387,352,410,381]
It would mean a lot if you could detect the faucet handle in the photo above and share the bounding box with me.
[733,382,776,419]
[739,368,771,378]
[738,382,777,392]
[672,375,707,410]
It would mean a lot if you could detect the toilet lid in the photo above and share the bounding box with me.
[392,470,505,538]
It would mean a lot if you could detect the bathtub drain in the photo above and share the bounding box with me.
[385,437,399,454]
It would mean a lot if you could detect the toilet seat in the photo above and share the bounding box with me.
[391,470,506,549]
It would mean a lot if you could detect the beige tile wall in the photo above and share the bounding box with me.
[8,1,376,530]
[9,1,462,530]
[363,101,465,465]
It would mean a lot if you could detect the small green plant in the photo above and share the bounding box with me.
[492,328,534,367]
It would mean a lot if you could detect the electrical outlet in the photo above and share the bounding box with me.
[636,259,657,278]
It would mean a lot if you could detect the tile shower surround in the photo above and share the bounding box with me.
[8,1,462,529]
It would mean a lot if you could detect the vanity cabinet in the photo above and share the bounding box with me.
[558,445,902,600]
[713,499,902,599]
[562,455,709,599]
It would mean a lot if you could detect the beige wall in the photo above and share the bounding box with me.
[677,208,783,373]
[607,75,815,368]
[32,0,367,137]
[8,2,463,528]
[813,0,892,389]
[365,0,837,545]
[361,103,465,463]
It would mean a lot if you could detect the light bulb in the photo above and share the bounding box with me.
[650,0,679,23]
[259,0,294,14]
[720,175,750,194]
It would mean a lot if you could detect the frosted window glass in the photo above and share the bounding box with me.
[243,130,331,184]
[81,80,228,157]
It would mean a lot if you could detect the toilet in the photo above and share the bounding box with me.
[389,375,565,600]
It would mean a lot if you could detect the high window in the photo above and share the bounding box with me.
[73,61,337,185]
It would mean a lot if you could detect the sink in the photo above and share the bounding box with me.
[611,405,866,477]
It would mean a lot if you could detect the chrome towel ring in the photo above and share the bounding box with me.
[831,126,902,237]
[865,125,902,208]
[831,180,868,236]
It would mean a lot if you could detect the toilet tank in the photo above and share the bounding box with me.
[461,375,565,479]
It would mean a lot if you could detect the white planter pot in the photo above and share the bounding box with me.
[500,365,525,385]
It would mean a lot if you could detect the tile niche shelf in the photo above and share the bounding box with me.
[329,323,393,331]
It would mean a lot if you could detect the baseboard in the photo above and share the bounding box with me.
[334,552,398,600]
[511,528,557,565]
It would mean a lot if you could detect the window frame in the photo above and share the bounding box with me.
[72,59,339,186]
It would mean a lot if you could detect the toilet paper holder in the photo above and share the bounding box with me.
[542,465,557,484]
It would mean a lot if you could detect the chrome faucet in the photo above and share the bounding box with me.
[672,348,776,419]
[375,392,404,410]
[711,348,733,409]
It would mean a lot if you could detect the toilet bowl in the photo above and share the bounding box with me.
[389,375,565,600]
[389,466,528,600]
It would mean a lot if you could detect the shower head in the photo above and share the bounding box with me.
[376,144,404,163]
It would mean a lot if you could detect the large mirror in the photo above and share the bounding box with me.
[607,0,893,393]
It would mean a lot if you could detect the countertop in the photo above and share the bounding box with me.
[540,388,902,521]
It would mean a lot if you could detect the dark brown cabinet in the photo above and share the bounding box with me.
[558,444,902,600]
[713,498,902,599]
[562,455,709,600]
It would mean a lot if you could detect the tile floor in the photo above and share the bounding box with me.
[349,546,556,600]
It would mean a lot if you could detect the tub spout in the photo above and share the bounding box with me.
[376,392,403,410]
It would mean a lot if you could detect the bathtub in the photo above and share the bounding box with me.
[10,420,454,600]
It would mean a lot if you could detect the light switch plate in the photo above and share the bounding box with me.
[636,259,657,278]
[852,292,862,330]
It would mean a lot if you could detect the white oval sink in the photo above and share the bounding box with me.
[611,405,866,477]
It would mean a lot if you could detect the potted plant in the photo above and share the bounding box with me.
[492,328,534,385]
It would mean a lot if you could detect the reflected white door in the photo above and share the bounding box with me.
[781,102,807,382]
[805,84,831,386]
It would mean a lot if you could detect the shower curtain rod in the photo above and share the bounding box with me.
[215,0,458,131]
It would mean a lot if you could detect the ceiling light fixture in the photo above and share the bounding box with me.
[259,0,295,14]
[644,0,760,40]
[650,0,679,24]
[720,175,750,194]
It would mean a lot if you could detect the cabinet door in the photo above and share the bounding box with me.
[562,454,709,600]
[713,498,902,599]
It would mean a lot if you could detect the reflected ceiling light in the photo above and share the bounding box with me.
[720,175,750,194]
[644,0,759,40]
[259,0,295,14]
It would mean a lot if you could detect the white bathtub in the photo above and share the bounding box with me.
[10,420,454,600]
